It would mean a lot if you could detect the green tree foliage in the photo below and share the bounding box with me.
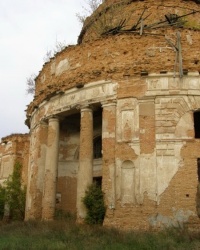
[1,162,26,220]
[0,185,5,219]
[82,183,106,225]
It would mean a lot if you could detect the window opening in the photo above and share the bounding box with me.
[93,136,102,159]
[194,111,200,138]
[197,158,200,181]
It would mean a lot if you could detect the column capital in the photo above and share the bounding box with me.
[101,101,117,108]
[41,115,60,124]
[80,105,93,113]
[48,115,59,121]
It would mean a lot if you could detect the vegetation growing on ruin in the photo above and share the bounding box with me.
[26,40,67,95]
[82,183,106,225]
[184,19,200,30]
[0,162,26,221]
[76,0,103,24]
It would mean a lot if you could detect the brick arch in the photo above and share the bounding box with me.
[173,96,200,139]
[175,111,194,138]
[156,96,200,138]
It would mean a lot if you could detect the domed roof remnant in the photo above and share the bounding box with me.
[78,0,200,44]
[26,0,200,118]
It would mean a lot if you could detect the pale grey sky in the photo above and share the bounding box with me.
[0,0,86,139]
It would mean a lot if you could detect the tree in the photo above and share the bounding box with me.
[82,183,106,225]
[26,73,36,95]
[3,162,26,220]
[0,186,5,220]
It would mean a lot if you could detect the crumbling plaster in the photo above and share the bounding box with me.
[0,134,29,187]
[1,0,200,231]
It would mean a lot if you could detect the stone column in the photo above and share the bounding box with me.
[25,121,48,220]
[102,102,116,216]
[77,106,93,220]
[42,116,59,220]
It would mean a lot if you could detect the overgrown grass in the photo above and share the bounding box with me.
[0,218,200,250]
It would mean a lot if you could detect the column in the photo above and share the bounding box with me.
[42,116,59,220]
[102,102,116,214]
[25,121,48,220]
[77,106,93,220]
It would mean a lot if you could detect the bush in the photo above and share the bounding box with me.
[4,162,26,220]
[82,183,106,225]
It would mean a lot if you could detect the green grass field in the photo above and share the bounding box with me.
[0,218,200,250]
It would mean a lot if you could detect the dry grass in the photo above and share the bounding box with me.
[0,217,200,250]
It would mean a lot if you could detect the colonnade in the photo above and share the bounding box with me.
[25,102,116,221]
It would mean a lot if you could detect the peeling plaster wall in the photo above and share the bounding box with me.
[0,154,15,186]
[0,0,200,231]
[149,209,195,228]
[0,135,29,187]
[8,72,200,230]
[25,124,47,219]
[104,74,200,230]
[22,0,200,231]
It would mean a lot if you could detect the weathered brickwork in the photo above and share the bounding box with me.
[1,0,200,230]
[25,122,48,219]
[28,28,200,115]
[26,0,200,117]
[56,176,77,214]
[0,134,29,186]
[102,103,116,215]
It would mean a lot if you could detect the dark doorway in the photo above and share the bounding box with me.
[194,111,200,138]
[197,158,200,181]
[93,177,102,188]
[197,158,200,217]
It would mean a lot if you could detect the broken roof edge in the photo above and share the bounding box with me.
[77,0,200,44]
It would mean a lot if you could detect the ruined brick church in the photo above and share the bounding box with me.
[1,0,200,230]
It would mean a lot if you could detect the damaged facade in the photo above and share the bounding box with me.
[0,134,29,187]
[1,0,200,230]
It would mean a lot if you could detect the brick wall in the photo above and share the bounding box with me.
[0,134,30,186]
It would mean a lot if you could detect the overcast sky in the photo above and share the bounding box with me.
[0,0,88,140]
